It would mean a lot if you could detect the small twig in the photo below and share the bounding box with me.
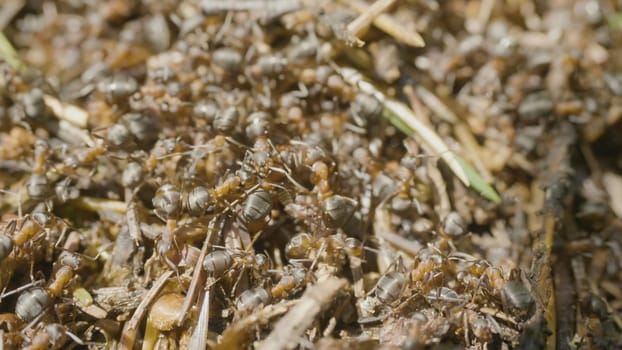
[69,197,127,214]
[479,307,517,326]
[258,278,347,350]
[531,124,576,350]
[345,0,397,47]
[0,0,25,30]
[119,270,174,350]
[349,255,364,299]
[268,166,308,193]
[213,300,298,350]
[0,160,31,173]
[188,288,211,350]
[603,172,622,218]
[343,0,425,47]
[0,279,44,301]
[126,202,143,245]
[177,216,222,325]
[453,123,493,183]
[426,161,451,219]
[375,228,421,259]
[372,201,402,272]
[413,85,457,123]
[44,119,95,147]
[43,94,89,128]
[200,0,300,19]
[403,85,432,125]
[469,0,495,34]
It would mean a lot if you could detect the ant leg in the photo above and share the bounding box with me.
[231,267,250,298]
[162,253,183,287]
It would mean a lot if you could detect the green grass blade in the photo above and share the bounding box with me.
[608,12,622,30]
[382,108,414,135]
[0,32,24,71]
[383,98,470,187]
[455,155,501,203]
[337,65,501,203]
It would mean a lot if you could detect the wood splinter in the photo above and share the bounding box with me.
[258,277,348,350]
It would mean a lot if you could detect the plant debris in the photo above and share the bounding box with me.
[0,1,622,349]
